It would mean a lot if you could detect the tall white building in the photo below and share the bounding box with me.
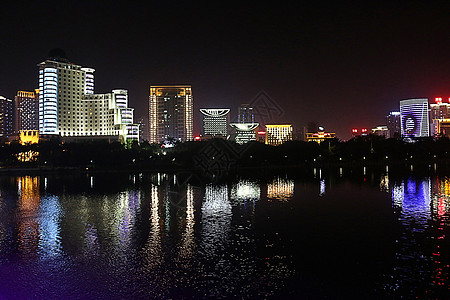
[400,98,429,138]
[38,51,138,142]
[200,108,230,137]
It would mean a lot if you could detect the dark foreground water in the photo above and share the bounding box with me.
[0,168,448,299]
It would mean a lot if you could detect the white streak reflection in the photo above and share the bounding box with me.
[38,195,63,258]
[230,179,260,204]
[142,184,162,269]
[319,179,326,196]
[201,184,231,256]
[179,185,195,261]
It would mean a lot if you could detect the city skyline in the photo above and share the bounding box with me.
[1,2,450,139]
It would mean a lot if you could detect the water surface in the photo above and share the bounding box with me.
[0,169,448,299]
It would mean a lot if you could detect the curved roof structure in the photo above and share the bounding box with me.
[200,108,230,117]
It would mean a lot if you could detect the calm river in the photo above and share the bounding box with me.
[0,167,448,299]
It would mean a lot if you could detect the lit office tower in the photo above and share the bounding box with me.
[399,98,429,138]
[265,124,293,146]
[200,108,230,137]
[238,104,254,123]
[14,90,39,132]
[429,97,450,137]
[38,49,139,142]
[386,111,401,139]
[149,85,193,143]
[0,96,13,138]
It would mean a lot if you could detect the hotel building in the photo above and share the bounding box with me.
[38,52,138,142]
[399,98,429,138]
[14,90,39,132]
[265,124,293,146]
[200,108,230,138]
[430,97,450,137]
[149,85,193,143]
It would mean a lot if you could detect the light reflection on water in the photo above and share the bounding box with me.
[0,172,448,298]
[380,174,449,297]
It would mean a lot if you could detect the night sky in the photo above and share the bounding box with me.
[1,1,450,139]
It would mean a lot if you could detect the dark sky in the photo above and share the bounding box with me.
[1,1,450,139]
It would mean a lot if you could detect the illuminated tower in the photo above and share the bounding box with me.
[238,104,254,123]
[38,50,92,135]
[429,97,450,137]
[200,108,230,137]
[0,96,13,138]
[399,98,429,138]
[14,90,39,132]
[149,85,193,143]
[386,111,401,139]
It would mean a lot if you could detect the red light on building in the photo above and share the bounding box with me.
[352,129,358,133]
[436,97,443,105]
[257,131,266,135]
[361,128,367,133]
[194,136,201,141]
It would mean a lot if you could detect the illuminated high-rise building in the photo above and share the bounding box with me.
[14,90,39,132]
[429,97,450,137]
[238,104,254,123]
[0,96,13,138]
[399,98,429,138]
[38,50,138,142]
[386,111,401,139]
[149,85,193,143]
[265,124,293,146]
[200,108,230,137]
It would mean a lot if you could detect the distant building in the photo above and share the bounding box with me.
[14,90,39,133]
[372,126,389,138]
[0,96,13,139]
[230,123,259,144]
[200,108,230,138]
[238,104,254,123]
[137,117,149,142]
[306,127,335,143]
[265,124,293,146]
[38,50,139,143]
[430,97,450,119]
[432,119,450,138]
[400,98,429,138]
[429,97,450,137]
[386,111,401,139]
[149,85,193,143]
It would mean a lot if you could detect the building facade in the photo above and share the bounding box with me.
[14,90,39,133]
[265,124,293,146]
[200,108,230,138]
[149,85,193,143]
[38,54,138,142]
[386,111,401,139]
[0,96,13,139]
[371,126,389,138]
[238,104,254,123]
[229,123,259,144]
[306,129,335,143]
[399,98,429,138]
[429,97,450,137]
